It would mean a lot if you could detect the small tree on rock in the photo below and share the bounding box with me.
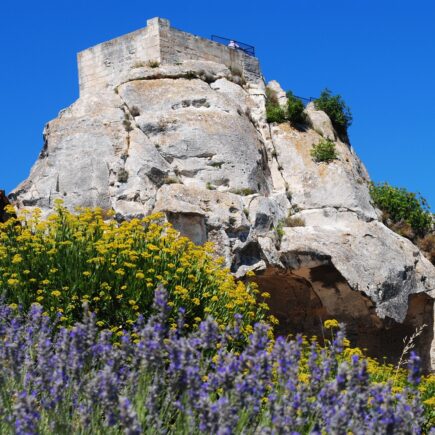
[314,88,352,137]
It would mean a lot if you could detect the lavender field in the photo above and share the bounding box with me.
[0,287,430,434]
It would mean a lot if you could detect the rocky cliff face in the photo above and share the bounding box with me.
[9,29,435,369]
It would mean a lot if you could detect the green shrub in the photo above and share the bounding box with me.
[266,88,307,125]
[266,104,286,123]
[275,222,285,245]
[0,203,269,333]
[369,182,433,237]
[286,91,305,124]
[265,88,286,123]
[310,139,338,163]
[314,88,352,134]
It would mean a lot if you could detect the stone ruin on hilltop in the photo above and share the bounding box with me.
[8,18,435,370]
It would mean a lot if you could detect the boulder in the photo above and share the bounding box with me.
[267,80,288,108]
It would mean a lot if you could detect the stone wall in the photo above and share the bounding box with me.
[158,20,261,82]
[77,17,261,96]
[77,23,160,95]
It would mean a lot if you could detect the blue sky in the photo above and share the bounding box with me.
[1,0,434,207]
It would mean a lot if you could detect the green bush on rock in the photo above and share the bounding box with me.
[310,139,339,163]
[286,91,306,124]
[266,104,287,123]
[266,88,305,125]
[370,182,433,238]
[314,88,352,135]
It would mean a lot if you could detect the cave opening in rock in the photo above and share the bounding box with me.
[250,265,434,371]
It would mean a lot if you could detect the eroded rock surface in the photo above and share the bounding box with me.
[9,20,435,369]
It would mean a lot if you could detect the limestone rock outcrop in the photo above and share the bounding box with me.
[9,18,435,369]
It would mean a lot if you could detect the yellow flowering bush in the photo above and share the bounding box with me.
[0,202,269,334]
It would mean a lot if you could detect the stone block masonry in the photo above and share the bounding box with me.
[77,17,261,96]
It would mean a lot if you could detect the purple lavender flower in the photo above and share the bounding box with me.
[118,396,141,435]
[12,391,40,435]
[408,351,421,386]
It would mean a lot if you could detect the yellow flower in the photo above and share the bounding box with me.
[82,271,91,277]
[8,303,18,310]
[344,347,363,358]
[51,290,61,297]
[36,296,44,302]
[391,386,403,395]
[268,315,279,325]
[12,254,23,264]
[324,319,339,329]
[423,396,435,407]
[135,272,145,279]
[96,321,105,327]
[298,373,309,383]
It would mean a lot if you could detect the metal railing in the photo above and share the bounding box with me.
[211,35,255,57]
[294,95,316,106]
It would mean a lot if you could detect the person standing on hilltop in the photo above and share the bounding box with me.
[228,40,239,49]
